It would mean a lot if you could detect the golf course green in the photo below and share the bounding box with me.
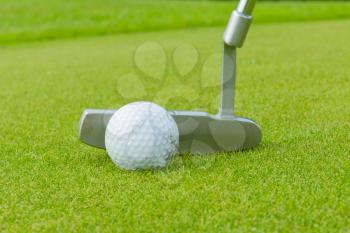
[0,1,349,232]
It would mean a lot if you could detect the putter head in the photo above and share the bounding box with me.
[79,109,261,154]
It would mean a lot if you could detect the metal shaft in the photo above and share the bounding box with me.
[237,0,256,15]
[219,0,256,116]
[219,44,236,116]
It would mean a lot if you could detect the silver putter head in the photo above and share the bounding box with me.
[79,109,261,153]
[78,0,262,154]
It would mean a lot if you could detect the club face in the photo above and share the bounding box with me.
[79,109,261,154]
[78,109,115,149]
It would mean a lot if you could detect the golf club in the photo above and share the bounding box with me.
[78,0,262,154]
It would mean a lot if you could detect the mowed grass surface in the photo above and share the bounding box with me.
[1,19,350,232]
[1,0,350,44]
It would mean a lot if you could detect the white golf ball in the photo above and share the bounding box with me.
[105,101,179,170]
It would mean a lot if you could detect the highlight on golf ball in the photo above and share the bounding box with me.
[105,102,179,170]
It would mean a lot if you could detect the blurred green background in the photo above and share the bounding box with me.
[1,0,350,44]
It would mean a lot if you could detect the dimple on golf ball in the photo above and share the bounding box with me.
[105,101,179,170]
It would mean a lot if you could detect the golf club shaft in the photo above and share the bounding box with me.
[237,0,256,15]
[219,0,256,116]
[219,44,236,116]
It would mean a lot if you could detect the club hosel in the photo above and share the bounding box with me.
[223,10,253,48]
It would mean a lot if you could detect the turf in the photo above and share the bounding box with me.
[1,16,350,231]
[1,0,350,44]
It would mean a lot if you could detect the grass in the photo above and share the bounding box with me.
[1,0,350,44]
[1,1,350,232]
[1,18,350,231]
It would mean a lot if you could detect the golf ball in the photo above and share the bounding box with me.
[105,101,179,170]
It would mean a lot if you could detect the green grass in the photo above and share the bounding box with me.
[1,15,350,231]
[1,0,350,44]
